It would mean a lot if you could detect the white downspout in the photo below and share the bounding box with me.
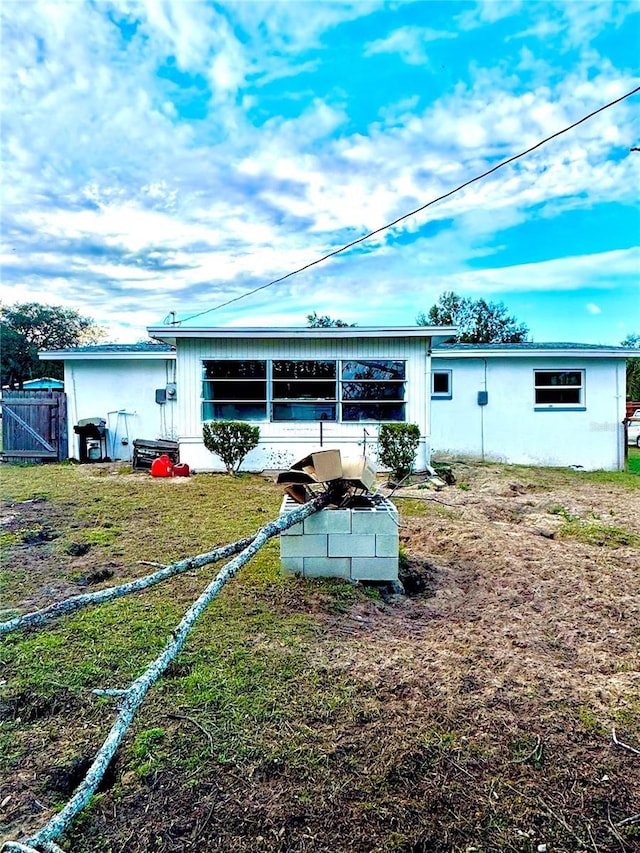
[615,360,623,471]
[422,342,432,471]
[480,358,487,462]
[66,363,79,460]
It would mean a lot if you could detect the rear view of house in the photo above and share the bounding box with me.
[39,327,633,472]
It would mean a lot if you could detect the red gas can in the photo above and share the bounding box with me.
[150,454,174,477]
[173,463,190,477]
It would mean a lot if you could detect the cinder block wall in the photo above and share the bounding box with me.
[279,497,399,581]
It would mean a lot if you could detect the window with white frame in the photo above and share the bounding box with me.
[534,370,584,408]
[431,370,452,399]
[201,359,406,422]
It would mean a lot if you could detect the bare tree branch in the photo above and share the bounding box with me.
[0,535,257,635]
[2,493,329,853]
[611,728,640,756]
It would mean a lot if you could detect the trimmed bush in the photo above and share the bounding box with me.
[202,421,260,475]
[377,423,421,482]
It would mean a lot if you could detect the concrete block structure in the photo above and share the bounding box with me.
[279,496,399,581]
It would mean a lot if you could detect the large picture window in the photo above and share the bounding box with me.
[202,359,407,422]
[202,360,267,420]
[341,360,406,421]
[272,360,337,421]
[534,370,584,408]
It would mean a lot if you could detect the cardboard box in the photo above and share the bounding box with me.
[290,449,343,483]
[341,456,377,492]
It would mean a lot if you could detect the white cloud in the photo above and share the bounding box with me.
[586,303,602,315]
[506,0,640,50]
[364,25,457,65]
[1,0,638,344]
[430,248,640,296]
[456,0,523,31]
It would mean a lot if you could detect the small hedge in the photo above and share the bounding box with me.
[377,423,421,482]
[202,421,260,475]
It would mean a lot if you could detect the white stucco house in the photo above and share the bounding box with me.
[40,342,177,462]
[430,342,629,470]
[40,327,633,472]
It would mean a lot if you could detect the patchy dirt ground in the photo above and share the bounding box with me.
[1,461,639,853]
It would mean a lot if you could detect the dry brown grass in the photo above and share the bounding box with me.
[1,460,639,852]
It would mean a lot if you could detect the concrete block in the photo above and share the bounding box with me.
[280,556,304,575]
[303,557,351,578]
[281,522,304,536]
[351,507,398,534]
[328,533,376,557]
[303,509,351,534]
[280,534,327,558]
[351,557,398,581]
[350,509,381,534]
[375,534,399,557]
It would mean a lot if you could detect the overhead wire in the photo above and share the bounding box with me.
[178,84,640,325]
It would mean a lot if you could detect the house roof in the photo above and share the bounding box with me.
[1,377,65,391]
[433,341,637,358]
[23,376,64,386]
[39,337,635,361]
[40,342,175,361]
[146,325,458,346]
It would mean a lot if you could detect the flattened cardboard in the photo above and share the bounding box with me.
[284,484,310,504]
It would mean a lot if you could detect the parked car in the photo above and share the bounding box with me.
[628,418,640,447]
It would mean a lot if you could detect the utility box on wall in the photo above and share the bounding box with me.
[279,496,399,581]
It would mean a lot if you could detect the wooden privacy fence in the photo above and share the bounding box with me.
[0,390,68,463]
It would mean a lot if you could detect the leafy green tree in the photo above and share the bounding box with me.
[417,291,529,343]
[0,302,104,389]
[306,312,356,328]
[622,334,640,402]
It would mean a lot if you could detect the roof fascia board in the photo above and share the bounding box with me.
[432,348,635,359]
[147,326,457,345]
[39,351,176,361]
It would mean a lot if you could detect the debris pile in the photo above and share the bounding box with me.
[276,449,378,506]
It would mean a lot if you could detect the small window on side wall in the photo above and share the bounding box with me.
[534,370,585,409]
[432,370,452,399]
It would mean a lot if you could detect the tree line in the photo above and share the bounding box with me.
[308,294,639,401]
[309,291,529,343]
[1,299,638,400]
[0,303,103,390]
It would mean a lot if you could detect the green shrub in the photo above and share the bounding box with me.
[377,423,421,482]
[202,421,260,475]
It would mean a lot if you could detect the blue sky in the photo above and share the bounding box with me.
[1,0,639,344]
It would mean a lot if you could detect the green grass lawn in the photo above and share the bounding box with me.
[1,460,639,853]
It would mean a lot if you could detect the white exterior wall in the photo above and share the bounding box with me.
[430,355,626,470]
[174,336,431,472]
[64,358,177,461]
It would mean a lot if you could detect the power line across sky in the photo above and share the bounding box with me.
[176,84,640,326]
